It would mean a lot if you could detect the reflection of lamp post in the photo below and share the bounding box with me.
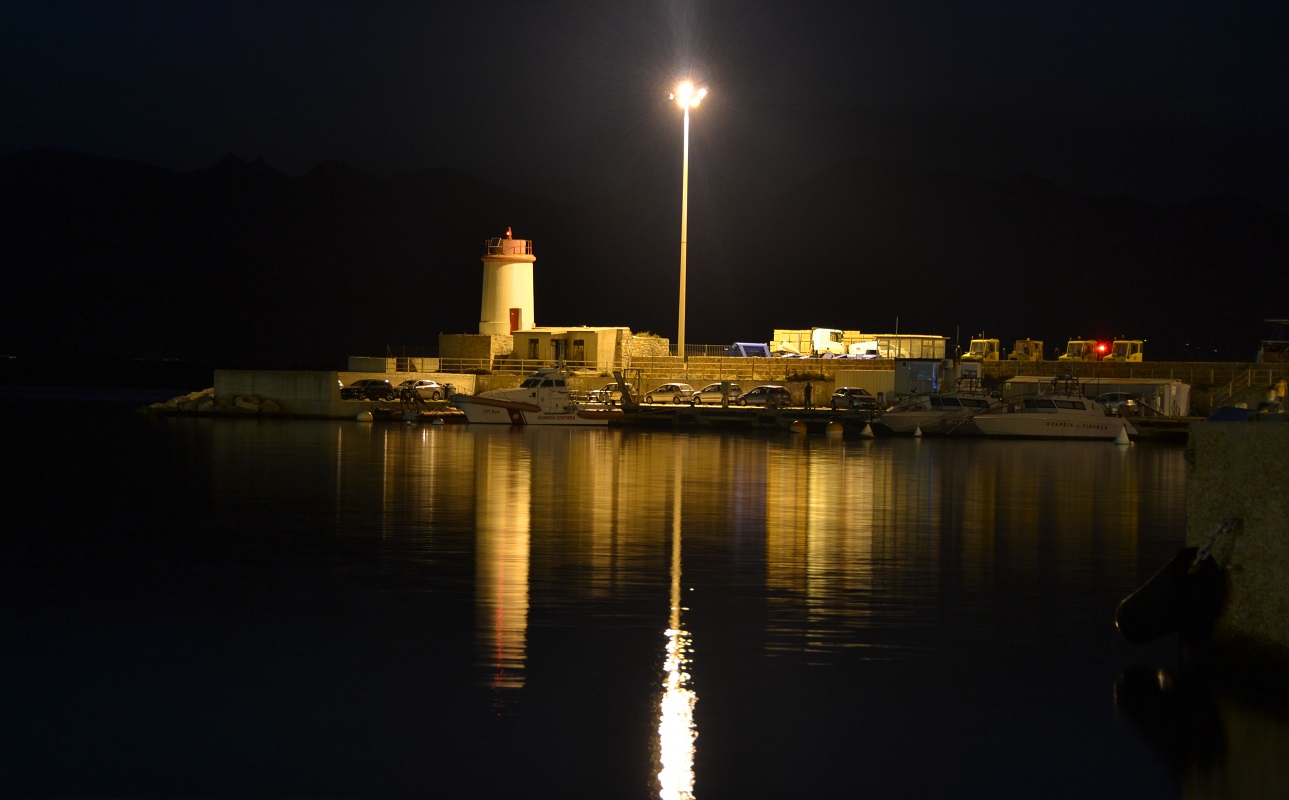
[657,440,696,798]
[669,80,706,359]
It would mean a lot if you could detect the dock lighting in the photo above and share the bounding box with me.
[670,81,707,110]
[670,80,707,359]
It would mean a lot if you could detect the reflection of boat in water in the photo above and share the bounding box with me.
[451,365,623,426]
[972,374,1136,440]
[876,373,1002,435]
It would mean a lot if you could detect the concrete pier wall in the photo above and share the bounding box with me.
[1186,422,1289,680]
[212,370,477,419]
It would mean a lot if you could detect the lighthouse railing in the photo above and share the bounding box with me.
[484,238,533,256]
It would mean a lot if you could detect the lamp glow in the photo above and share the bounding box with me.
[670,81,706,109]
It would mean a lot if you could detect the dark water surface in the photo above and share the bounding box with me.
[4,395,1287,798]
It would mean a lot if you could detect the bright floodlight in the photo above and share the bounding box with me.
[670,81,707,109]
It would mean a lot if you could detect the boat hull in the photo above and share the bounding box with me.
[878,410,980,435]
[453,395,619,426]
[972,411,1136,440]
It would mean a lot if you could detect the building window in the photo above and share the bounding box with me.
[528,338,539,360]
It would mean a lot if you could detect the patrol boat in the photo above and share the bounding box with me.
[451,365,623,426]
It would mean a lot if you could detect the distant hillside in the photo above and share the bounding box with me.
[1,148,1285,369]
[0,150,555,369]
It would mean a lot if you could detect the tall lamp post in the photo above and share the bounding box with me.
[670,80,706,359]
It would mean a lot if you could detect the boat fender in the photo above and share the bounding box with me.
[1115,547,1226,645]
[1112,665,1226,766]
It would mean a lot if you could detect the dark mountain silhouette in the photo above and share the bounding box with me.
[1,149,554,372]
[1,148,1285,376]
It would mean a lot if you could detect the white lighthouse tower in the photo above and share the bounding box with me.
[478,227,535,336]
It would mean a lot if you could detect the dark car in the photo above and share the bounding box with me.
[737,384,792,407]
[830,387,879,411]
[341,378,395,401]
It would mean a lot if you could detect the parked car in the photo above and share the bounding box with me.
[341,378,395,401]
[395,379,445,401]
[830,386,880,411]
[644,383,695,404]
[690,382,742,405]
[1096,392,1138,414]
[587,382,634,405]
[737,384,792,407]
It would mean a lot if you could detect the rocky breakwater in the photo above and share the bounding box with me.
[140,388,280,415]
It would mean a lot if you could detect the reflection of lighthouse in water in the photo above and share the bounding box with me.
[474,434,531,699]
[479,227,535,336]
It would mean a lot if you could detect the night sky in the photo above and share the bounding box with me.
[7,1,1285,205]
[3,1,1287,364]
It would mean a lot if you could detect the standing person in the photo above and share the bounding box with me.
[804,382,813,409]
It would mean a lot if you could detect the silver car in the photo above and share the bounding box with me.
[644,383,695,404]
[395,379,445,401]
[587,382,633,405]
[1096,391,1138,414]
[690,382,742,405]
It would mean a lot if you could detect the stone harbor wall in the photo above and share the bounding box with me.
[141,370,476,419]
[1186,421,1289,682]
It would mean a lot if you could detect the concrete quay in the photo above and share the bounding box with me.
[1186,422,1289,688]
[139,358,1286,424]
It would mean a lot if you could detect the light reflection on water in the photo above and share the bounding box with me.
[657,448,696,800]
[8,411,1287,798]
[474,432,531,695]
[214,423,1269,797]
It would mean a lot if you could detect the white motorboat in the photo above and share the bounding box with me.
[451,365,623,426]
[971,375,1136,440]
[876,373,1002,435]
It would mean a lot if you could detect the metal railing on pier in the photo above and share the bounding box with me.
[387,349,1288,403]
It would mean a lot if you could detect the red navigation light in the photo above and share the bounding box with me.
[1097,342,1108,354]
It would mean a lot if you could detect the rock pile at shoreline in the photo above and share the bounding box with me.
[141,388,280,415]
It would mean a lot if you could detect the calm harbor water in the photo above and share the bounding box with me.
[4,393,1288,798]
